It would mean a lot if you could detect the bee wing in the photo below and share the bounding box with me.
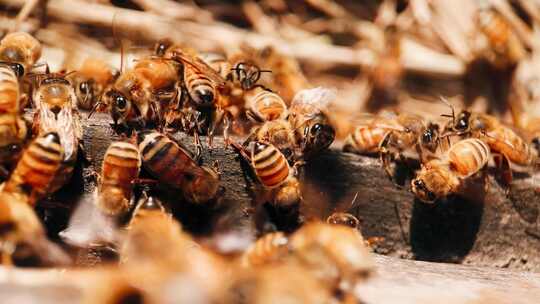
[173,50,226,87]
[291,87,337,112]
[59,191,122,248]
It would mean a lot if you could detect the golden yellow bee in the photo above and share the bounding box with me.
[71,58,117,110]
[0,32,41,75]
[96,141,141,216]
[411,138,490,202]
[244,86,288,122]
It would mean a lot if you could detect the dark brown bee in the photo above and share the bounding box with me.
[0,32,41,74]
[96,141,141,216]
[2,132,64,206]
[411,138,490,203]
[137,131,221,204]
[241,232,289,267]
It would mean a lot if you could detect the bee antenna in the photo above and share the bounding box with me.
[439,95,455,126]
[88,101,102,118]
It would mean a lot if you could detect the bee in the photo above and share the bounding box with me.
[2,132,64,206]
[244,86,288,122]
[289,221,374,293]
[121,193,196,266]
[0,64,28,173]
[411,138,490,203]
[243,119,297,160]
[475,2,525,68]
[326,212,360,229]
[0,191,70,266]
[344,112,441,178]
[71,58,117,110]
[233,141,302,209]
[241,232,289,268]
[0,32,41,75]
[137,131,221,205]
[33,74,83,192]
[443,104,536,184]
[289,87,336,157]
[96,141,141,216]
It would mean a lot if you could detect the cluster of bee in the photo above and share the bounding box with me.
[344,97,538,203]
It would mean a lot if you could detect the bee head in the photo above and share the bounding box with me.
[305,122,335,153]
[0,62,24,77]
[411,178,437,203]
[455,111,471,132]
[192,88,214,107]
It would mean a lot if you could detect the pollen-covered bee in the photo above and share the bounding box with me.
[443,104,536,185]
[0,32,41,75]
[233,141,302,209]
[289,87,336,157]
[475,2,525,69]
[289,221,374,294]
[2,132,64,206]
[137,131,221,205]
[241,232,289,268]
[33,74,83,192]
[96,141,141,216]
[411,138,490,203]
[70,58,117,110]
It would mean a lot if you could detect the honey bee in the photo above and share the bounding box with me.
[96,141,141,216]
[233,141,302,209]
[244,119,297,160]
[443,104,536,184]
[33,74,83,192]
[137,131,221,205]
[2,132,64,206]
[289,221,374,293]
[244,86,288,122]
[475,2,526,68]
[326,212,360,229]
[0,63,29,173]
[0,32,41,75]
[289,87,336,157]
[100,55,179,128]
[241,232,289,268]
[71,58,117,110]
[344,112,441,179]
[0,190,70,266]
[411,138,490,203]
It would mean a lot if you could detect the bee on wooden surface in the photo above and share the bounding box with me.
[0,191,70,266]
[2,132,64,206]
[289,87,336,157]
[96,141,141,216]
[343,114,400,155]
[241,231,289,268]
[0,32,41,75]
[99,55,179,128]
[70,58,117,110]
[442,103,536,185]
[411,138,490,203]
[244,119,297,160]
[475,2,525,68]
[137,131,221,205]
[233,141,302,209]
[244,86,288,123]
[33,74,83,192]
[289,221,374,293]
[326,212,360,229]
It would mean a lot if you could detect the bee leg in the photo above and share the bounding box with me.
[246,109,264,123]
[0,165,9,179]
[493,153,512,194]
[209,108,225,148]
[242,128,259,148]
[231,142,252,163]
[193,132,203,164]
[222,111,233,147]
[378,131,396,183]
